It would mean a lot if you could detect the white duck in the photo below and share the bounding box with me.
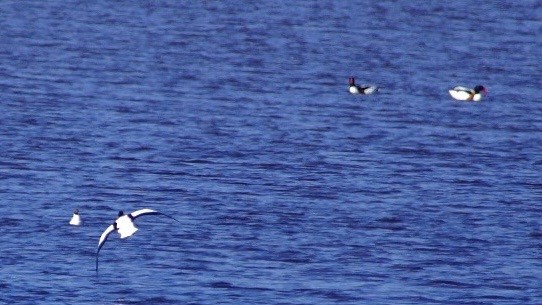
[349,76,378,95]
[448,85,487,101]
[69,209,81,226]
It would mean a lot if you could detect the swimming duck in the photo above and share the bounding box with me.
[69,209,81,226]
[96,209,181,271]
[448,85,487,101]
[349,76,378,95]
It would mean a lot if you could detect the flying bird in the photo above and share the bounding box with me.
[96,209,180,271]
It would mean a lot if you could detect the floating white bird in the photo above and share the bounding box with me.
[96,209,180,271]
[69,209,81,226]
[349,76,378,95]
[448,85,487,101]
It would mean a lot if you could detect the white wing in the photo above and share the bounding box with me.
[130,208,159,218]
[449,88,473,100]
[363,86,378,95]
[96,224,115,271]
[98,224,116,250]
[130,208,181,224]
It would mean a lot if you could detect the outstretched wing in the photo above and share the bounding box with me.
[130,208,181,224]
[96,224,115,272]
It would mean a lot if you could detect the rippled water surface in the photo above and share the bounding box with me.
[0,1,541,304]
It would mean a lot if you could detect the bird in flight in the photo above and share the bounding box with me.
[96,208,181,272]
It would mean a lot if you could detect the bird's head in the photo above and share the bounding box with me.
[474,85,487,94]
[349,76,356,86]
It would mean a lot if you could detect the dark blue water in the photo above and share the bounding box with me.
[1,1,541,304]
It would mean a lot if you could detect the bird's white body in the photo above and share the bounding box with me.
[448,86,486,101]
[349,86,359,94]
[69,212,81,226]
[116,215,138,238]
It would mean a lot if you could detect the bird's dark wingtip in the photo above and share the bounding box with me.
[166,214,182,224]
[95,252,100,272]
[152,211,181,224]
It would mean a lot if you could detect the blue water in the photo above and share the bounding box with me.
[1,1,541,304]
